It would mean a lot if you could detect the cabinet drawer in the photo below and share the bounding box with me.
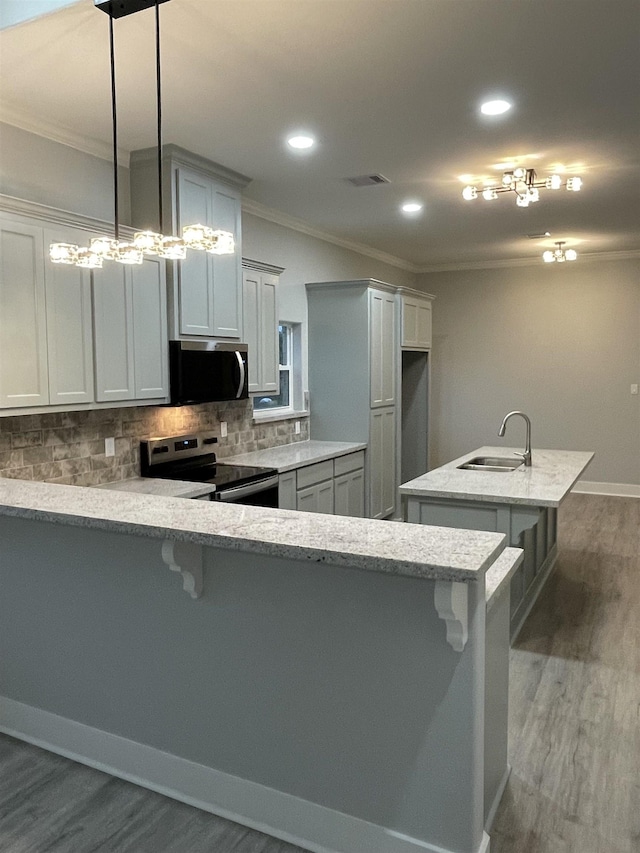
[296,459,334,490]
[334,450,365,477]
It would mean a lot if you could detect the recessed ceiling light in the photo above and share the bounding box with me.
[480,99,512,116]
[401,202,423,214]
[287,135,315,150]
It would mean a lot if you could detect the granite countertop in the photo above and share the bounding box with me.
[400,446,594,507]
[97,478,216,499]
[0,476,506,583]
[223,440,367,473]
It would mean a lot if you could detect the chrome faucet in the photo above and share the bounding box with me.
[498,411,532,466]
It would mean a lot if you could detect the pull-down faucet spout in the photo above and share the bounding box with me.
[498,411,532,466]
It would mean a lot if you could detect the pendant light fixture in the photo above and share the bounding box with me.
[542,241,578,263]
[461,167,582,208]
[50,0,234,267]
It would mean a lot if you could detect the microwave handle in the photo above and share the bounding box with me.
[235,350,246,398]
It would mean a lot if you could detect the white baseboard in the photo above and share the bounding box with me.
[0,697,489,853]
[572,481,640,498]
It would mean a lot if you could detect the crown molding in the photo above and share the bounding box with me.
[0,193,135,237]
[415,249,640,274]
[241,198,421,274]
[0,109,130,166]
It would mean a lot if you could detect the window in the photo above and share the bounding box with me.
[254,323,296,413]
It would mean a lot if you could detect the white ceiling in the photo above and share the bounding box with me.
[1,0,639,270]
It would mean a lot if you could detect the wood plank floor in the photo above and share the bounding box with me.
[0,493,638,853]
[491,493,640,853]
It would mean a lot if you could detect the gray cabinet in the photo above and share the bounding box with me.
[130,145,250,341]
[242,261,283,394]
[399,289,433,350]
[0,215,93,410]
[93,257,168,403]
[277,452,365,516]
[369,288,396,406]
[334,451,365,517]
[306,279,397,518]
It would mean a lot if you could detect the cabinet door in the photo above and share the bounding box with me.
[402,296,432,350]
[369,406,396,519]
[43,228,94,405]
[0,219,49,408]
[259,273,278,393]
[93,264,135,402]
[369,289,396,407]
[131,257,169,399]
[297,480,334,514]
[243,270,260,392]
[176,167,214,336]
[278,472,297,510]
[211,182,242,338]
[334,469,365,518]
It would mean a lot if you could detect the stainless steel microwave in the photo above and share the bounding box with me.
[169,340,249,406]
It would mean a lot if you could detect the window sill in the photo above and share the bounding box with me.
[252,409,309,425]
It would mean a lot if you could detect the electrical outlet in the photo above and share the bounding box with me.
[295,420,301,434]
[220,421,228,437]
[104,437,115,457]
[631,384,639,396]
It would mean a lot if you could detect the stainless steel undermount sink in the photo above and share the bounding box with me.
[457,456,524,472]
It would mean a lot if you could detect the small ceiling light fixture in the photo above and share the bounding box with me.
[462,167,582,208]
[401,202,423,214]
[287,135,315,150]
[480,99,512,116]
[542,241,578,263]
[50,0,233,268]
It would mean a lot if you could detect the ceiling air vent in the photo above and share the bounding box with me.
[344,174,390,187]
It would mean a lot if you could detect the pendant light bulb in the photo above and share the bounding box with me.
[207,230,236,255]
[158,236,187,260]
[183,223,214,250]
[462,185,478,201]
[482,187,498,200]
[133,230,163,254]
[516,194,529,207]
[49,243,80,264]
[542,250,555,263]
[90,237,120,259]
[565,249,578,261]
[566,177,582,192]
[546,174,562,190]
[75,248,104,268]
[115,243,144,265]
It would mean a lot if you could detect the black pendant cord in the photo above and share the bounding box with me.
[155,0,163,235]
[109,13,120,242]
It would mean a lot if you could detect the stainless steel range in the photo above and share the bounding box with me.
[140,431,279,506]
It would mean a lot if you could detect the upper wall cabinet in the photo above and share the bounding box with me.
[0,215,93,409]
[93,256,168,403]
[398,289,434,351]
[242,260,283,395]
[130,145,251,341]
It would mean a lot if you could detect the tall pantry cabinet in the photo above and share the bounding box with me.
[306,280,397,519]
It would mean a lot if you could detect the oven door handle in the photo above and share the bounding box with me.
[235,351,246,399]
[215,474,279,502]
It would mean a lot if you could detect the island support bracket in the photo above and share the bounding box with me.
[161,540,203,599]
[434,580,468,652]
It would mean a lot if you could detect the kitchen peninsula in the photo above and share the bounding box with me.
[0,475,517,853]
[400,446,594,638]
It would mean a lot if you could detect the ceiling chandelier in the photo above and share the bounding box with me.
[462,168,582,208]
[50,0,234,268]
[542,241,578,263]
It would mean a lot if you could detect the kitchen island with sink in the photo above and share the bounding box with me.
[0,475,519,853]
[400,446,594,639]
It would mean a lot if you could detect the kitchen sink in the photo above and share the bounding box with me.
[458,456,523,472]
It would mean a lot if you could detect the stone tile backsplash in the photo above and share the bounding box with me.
[0,401,309,486]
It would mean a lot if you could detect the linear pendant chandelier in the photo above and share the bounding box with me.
[50,0,234,268]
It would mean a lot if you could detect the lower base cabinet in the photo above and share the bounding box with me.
[278,451,365,516]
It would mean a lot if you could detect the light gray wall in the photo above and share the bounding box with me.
[0,122,131,223]
[242,213,417,387]
[416,259,640,486]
